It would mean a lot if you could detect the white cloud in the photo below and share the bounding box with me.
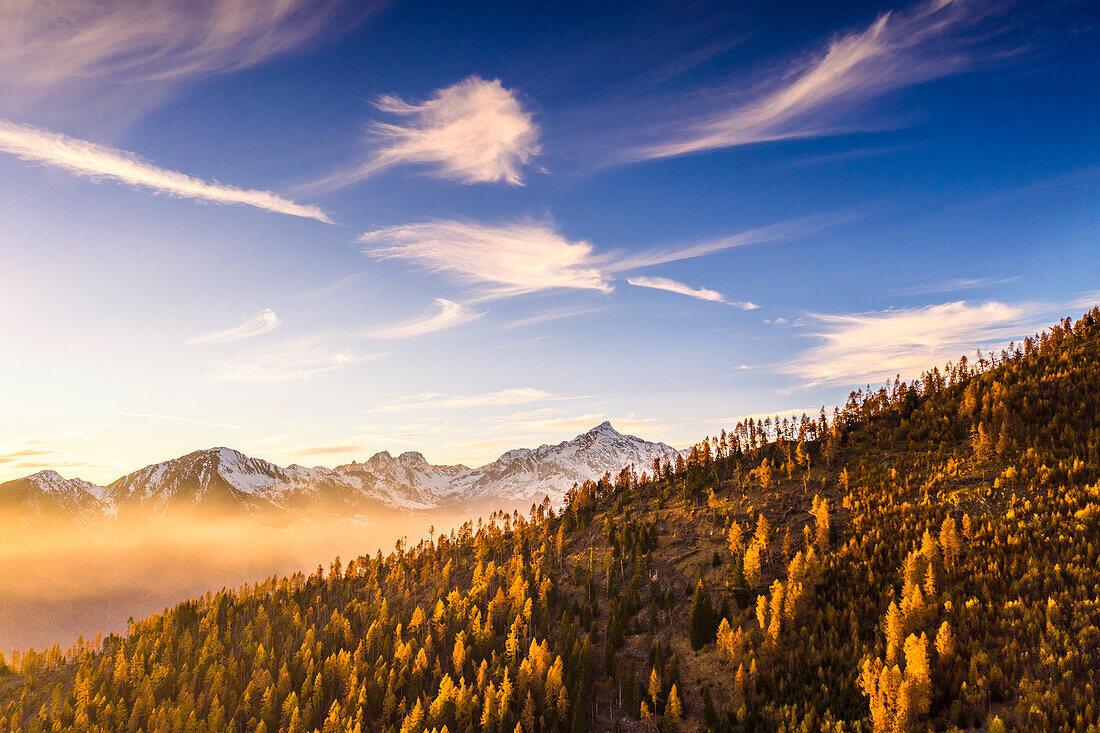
[0,118,332,222]
[631,0,996,161]
[186,309,281,345]
[784,299,1049,387]
[627,276,758,309]
[314,76,539,188]
[361,220,611,298]
[628,276,724,302]
[361,213,842,300]
[604,214,844,272]
[371,388,560,413]
[0,0,370,117]
[365,298,484,339]
[210,332,376,382]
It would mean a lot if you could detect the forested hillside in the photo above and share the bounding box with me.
[3,308,1100,733]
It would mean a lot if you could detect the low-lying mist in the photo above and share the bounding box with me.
[0,509,475,654]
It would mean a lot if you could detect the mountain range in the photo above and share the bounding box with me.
[0,422,680,523]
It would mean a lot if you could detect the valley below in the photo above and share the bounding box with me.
[0,423,677,652]
[0,511,445,652]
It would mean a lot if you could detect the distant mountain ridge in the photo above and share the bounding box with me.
[0,422,681,522]
[0,470,110,524]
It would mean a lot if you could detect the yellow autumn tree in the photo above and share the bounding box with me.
[648,667,661,710]
[810,494,830,552]
[727,521,744,556]
[934,621,955,660]
[666,684,683,723]
[939,516,960,572]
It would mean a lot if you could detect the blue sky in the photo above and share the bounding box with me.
[0,0,1096,482]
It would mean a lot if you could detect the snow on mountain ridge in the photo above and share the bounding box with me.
[25,470,108,501]
[0,470,110,523]
[5,423,681,519]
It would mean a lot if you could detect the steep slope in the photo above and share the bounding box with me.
[4,307,1098,732]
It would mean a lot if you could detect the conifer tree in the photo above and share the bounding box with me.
[933,621,954,660]
[665,684,682,725]
[727,521,744,556]
[648,668,661,712]
[744,542,763,588]
[939,516,960,572]
[689,580,715,650]
[810,494,830,552]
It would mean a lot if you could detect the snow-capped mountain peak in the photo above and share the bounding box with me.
[25,469,107,498]
[588,420,618,435]
[4,424,682,521]
[0,470,109,523]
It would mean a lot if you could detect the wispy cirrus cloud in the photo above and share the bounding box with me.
[606,213,845,272]
[0,427,106,480]
[186,309,281,345]
[312,76,539,189]
[0,0,373,118]
[0,447,56,465]
[0,118,332,222]
[210,332,377,383]
[627,276,724,302]
[889,275,1019,297]
[100,411,242,430]
[784,299,1057,387]
[361,213,839,300]
[627,276,758,309]
[364,298,485,339]
[629,0,1003,162]
[361,220,612,298]
[372,388,561,413]
[502,305,611,330]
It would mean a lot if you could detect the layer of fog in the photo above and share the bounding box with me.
[0,508,483,653]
